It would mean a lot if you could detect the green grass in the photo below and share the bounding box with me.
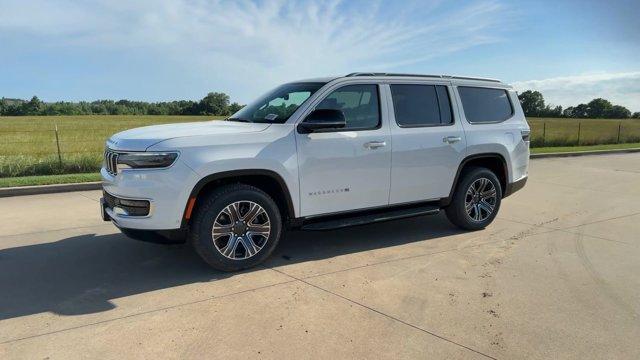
[0,115,222,177]
[527,118,640,147]
[531,142,640,154]
[0,172,101,188]
[1,115,640,179]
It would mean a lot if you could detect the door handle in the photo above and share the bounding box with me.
[443,136,462,144]
[363,141,387,149]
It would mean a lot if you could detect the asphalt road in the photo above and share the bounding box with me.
[1,154,639,359]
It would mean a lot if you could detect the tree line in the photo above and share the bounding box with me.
[0,92,244,116]
[2,89,638,119]
[517,90,639,119]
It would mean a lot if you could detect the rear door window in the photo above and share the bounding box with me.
[458,87,513,123]
[390,84,453,127]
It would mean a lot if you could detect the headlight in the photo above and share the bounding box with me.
[116,152,178,170]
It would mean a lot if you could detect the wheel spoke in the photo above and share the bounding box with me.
[247,223,270,236]
[239,236,260,257]
[224,203,241,222]
[481,187,496,199]
[243,203,262,223]
[465,200,475,213]
[212,224,233,238]
[473,204,482,221]
[478,200,494,217]
[220,235,240,258]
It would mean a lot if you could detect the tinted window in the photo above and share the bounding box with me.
[316,84,380,130]
[390,85,453,127]
[458,87,513,123]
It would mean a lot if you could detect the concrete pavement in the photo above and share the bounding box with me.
[1,154,639,359]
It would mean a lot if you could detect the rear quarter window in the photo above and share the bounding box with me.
[458,86,513,123]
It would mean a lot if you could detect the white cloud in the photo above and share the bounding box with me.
[0,0,512,101]
[512,72,640,112]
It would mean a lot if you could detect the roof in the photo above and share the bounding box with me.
[343,72,502,83]
[289,73,508,87]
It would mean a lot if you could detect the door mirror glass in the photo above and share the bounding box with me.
[298,109,346,133]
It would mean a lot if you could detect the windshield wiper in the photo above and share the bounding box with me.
[226,117,252,123]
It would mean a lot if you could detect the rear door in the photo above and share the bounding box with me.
[296,83,392,216]
[386,82,467,204]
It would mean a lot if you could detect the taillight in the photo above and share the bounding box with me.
[521,130,531,142]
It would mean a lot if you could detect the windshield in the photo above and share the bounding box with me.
[229,82,326,123]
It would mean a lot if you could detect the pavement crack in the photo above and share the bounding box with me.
[269,267,498,360]
[0,279,297,345]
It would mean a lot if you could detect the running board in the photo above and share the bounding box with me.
[300,205,440,231]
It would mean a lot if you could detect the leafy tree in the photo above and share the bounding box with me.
[518,90,546,117]
[586,98,613,118]
[198,92,230,115]
[632,112,640,119]
[229,102,244,114]
[20,96,43,115]
[608,105,631,119]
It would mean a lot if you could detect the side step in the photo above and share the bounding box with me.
[301,204,440,231]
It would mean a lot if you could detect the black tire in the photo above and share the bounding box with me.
[189,183,282,271]
[445,167,502,230]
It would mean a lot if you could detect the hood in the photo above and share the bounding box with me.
[106,120,271,151]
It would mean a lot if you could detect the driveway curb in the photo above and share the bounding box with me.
[0,181,102,198]
[530,147,640,159]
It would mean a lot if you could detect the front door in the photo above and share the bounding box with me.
[296,84,391,217]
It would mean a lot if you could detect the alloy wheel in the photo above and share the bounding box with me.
[212,201,271,260]
[464,178,497,222]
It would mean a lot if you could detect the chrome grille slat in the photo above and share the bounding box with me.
[104,149,119,175]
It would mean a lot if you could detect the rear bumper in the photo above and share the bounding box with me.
[503,175,527,198]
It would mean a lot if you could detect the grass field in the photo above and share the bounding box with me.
[0,115,222,177]
[1,115,640,178]
[527,118,640,147]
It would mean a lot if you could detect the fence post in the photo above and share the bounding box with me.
[542,122,546,147]
[54,123,63,168]
[617,123,622,144]
[577,122,581,146]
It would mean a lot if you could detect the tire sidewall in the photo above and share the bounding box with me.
[192,187,282,271]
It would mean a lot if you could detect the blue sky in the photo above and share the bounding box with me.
[1,0,639,110]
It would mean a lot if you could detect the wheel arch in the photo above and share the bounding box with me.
[443,153,509,206]
[181,169,296,228]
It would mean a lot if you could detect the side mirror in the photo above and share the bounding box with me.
[297,109,346,134]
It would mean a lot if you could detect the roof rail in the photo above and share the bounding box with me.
[344,72,501,83]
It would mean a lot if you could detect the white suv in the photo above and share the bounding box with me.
[101,73,530,271]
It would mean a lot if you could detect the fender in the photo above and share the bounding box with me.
[180,169,296,228]
[441,153,508,206]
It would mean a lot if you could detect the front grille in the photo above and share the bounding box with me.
[104,149,119,175]
[103,191,150,216]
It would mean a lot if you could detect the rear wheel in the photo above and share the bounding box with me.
[445,167,502,230]
[189,184,282,271]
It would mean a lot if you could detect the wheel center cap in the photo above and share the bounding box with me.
[233,221,248,235]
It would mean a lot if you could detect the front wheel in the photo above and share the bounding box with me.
[189,184,282,271]
[445,167,502,230]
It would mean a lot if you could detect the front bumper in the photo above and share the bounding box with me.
[100,159,199,230]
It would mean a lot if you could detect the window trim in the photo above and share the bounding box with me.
[390,84,455,129]
[297,83,382,133]
[457,85,514,125]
